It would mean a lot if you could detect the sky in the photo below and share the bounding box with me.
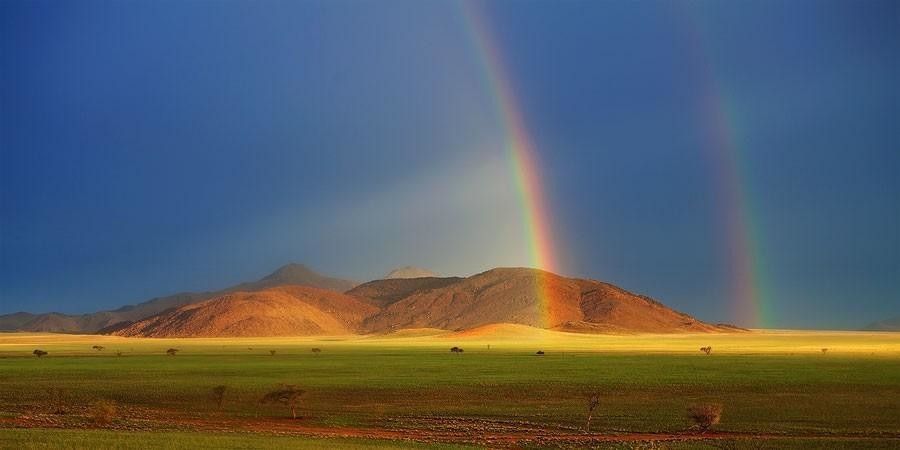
[1,0,898,329]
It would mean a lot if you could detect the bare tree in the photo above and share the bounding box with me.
[259,384,305,419]
[311,348,321,355]
[48,388,67,415]
[586,394,600,432]
[269,350,277,356]
[166,348,179,356]
[92,345,105,352]
[33,349,47,358]
[700,346,712,355]
[687,403,722,433]
[211,385,227,410]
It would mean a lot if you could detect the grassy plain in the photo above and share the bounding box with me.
[1,328,898,448]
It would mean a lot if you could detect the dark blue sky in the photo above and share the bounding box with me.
[1,0,898,329]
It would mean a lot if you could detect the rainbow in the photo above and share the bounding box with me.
[679,6,769,328]
[460,2,561,328]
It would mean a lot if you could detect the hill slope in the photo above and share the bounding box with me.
[0,264,356,333]
[361,268,726,334]
[864,316,900,331]
[112,286,377,338]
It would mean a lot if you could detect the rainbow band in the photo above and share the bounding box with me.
[679,5,769,328]
[461,2,560,328]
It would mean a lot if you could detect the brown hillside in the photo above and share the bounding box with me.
[347,277,464,308]
[112,286,378,338]
[362,268,727,334]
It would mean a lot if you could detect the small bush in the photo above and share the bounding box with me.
[700,346,712,355]
[821,348,828,354]
[166,348,178,356]
[115,351,122,357]
[311,348,321,355]
[450,346,464,354]
[687,403,722,432]
[89,400,117,425]
[92,345,105,351]
[33,349,47,358]
[536,350,545,356]
[269,350,277,356]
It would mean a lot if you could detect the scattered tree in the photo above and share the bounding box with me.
[270,350,277,356]
[311,348,321,355]
[259,384,305,419]
[92,345,105,352]
[33,349,47,358]
[89,400,117,425]
[687,403,722,432]
[450,346,464,354]
[536,350,545,356]
[211,385,227,410]
[700,346,712,355]
[166,348,179,356]
[821,348,829,354]
[586,394,600,432]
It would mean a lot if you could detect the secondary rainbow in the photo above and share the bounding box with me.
[679,7,770,328]
[461,2,561,328]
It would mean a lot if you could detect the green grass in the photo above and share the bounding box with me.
[1,332,898,448]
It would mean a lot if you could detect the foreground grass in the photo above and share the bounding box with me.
[0,428,474,449]
[0,330,898,447]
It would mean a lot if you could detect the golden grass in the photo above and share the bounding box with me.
[2,326,898,356]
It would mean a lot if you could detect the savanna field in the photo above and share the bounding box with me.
[1,329,898,449]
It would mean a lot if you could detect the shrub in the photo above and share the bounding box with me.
[270,350,277,356]
[687,403,722,432]
[259,384,305,419]
[450,347,464,354]
[536,350,545,356]
[700,346,712,355]
[115,351,122,357]
[821,348,828,354]
[92,345,105,351]
[311,348,321,355]
[166,348,178,356]
[89,400,117,425]
[33,349,47,358]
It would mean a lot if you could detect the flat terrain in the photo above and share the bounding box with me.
[1,328,899,449]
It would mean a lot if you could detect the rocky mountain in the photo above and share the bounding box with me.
[0,264,356,333]
[119,267,731,337]
[360,268,726,333]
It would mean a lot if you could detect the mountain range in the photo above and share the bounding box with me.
[2,263,739,337]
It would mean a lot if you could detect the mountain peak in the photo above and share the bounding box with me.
[263,263,316,281]
[384,266,437,279]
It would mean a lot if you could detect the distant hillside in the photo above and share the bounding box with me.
[111,286,377,338]
[383,266,438,279]
[361,268,727,334]
[0,264,356,333]
[864,316,900,331]
[347,277,464,309]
